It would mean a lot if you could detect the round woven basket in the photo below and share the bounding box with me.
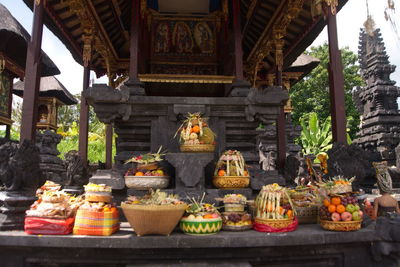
[124,176,170,190]
[180,218,222,236]
[180,144,215,152]
[137,163,158,171]
[296,206,318,224]
[222,224,253,231]
[327,184,352,195]
[121,203,187,236]
[320,220,362,232]
[212,176,250,189]
[254,217,294,229]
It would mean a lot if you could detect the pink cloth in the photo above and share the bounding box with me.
[253,217,298,233]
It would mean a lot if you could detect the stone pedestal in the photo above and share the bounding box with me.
[229,79,251,97]
[0,192,36,230]
[89,169,125,190]
[166,153,214,190]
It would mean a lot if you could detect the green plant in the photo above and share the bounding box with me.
[299,112,333,155]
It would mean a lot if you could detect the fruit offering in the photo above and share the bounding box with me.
[218,194,247,212]
[84,183,112,203]
[319,194,363,222]
[214,150,249,177]
[255,183,295,220]
[124,189,185,206]
[124,147,167,177]
[288,185,320,224]
[180,193,222,235]
[320,176,354,195]
[175,113,216,152]
[222,212,253,231]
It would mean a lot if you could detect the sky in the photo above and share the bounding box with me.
[1,0,399,95]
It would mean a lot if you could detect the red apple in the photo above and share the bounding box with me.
[331,212,341,221]
[341,212,352,221]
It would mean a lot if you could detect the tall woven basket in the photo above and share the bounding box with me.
[121,203,187,236]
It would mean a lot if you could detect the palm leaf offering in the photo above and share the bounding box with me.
[175,113,216,145]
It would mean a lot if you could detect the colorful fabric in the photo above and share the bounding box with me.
[253,217,298,233]
[24,217,74,235]
[73,209,119,236]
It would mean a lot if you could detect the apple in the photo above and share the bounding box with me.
[354,205,360,211]
[346,204,355,213]
[155,169,164,176]
[187,214,196,220]
[210,213,219,219]
[195,215,204,221]
[358,211,363,217]
[331,212,341,221]
[352,211,360,221]
[341,212,352,221]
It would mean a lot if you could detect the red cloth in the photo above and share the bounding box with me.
[24,217,74,235]
[253,217,298,233]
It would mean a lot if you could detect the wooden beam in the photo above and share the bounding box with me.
[242,0,261,39]
[78,65,90,166]
[326,8,347,144]
[276,66,286,170]
[20,0,44,142]
[129,0,140,81]
[105,124,113,169]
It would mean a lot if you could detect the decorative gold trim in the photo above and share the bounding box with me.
[35,0,41,6]
[82,34,93,67]
[247,0,258,19]
[150,61,218,66]
[0,58,5,73]
[138,74,234,84]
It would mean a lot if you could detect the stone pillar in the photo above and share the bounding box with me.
[20,0,44,142]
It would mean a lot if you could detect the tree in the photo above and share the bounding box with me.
[290,43,365,139]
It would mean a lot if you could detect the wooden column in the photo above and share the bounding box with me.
[232,0,244,80]
[275,39,286,170]
[20,0,44,142]
[105,124,113,169]
[78,66,90,166]
[129,0,140,81]
[326,7,347,144]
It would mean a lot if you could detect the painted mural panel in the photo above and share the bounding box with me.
[151,17,217,74]
[0,71,10,117]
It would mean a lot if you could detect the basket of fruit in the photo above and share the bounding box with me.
[121,190,187,236]
[289,186,320,224]
[222,212,253,231]
[213,150,250,189]
[319,194,362,231]
[180,193,222,236]
[175,113,216,152]
[254,184,298,232]
[124,147,170,190]
[215,194,248,212]
[320,176,354,195]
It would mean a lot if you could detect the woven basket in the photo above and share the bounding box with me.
[121,203,187,236]
[180,144,215,152]
[254,217,294,229]
[213,176,250,189]
[137,163,158,171]
[222,224,253,231]
[180,218,222,235]
[296,206,318,224]
[320,220,362,232]
[327,184,352,195]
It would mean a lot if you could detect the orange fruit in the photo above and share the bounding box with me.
[111,207,117,212]
[323,199,331,207]
[203,214,214,219]
[103,207,111,212]
[328,204,337,213]
[287,210,293,218]
[331,197,341,205]
[135,172,144,176]
[191,125,200,133]
[244,171,249,177]
[218,169,226,176]
[336,204,346,214]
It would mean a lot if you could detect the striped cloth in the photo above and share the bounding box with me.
[73,208,120,236]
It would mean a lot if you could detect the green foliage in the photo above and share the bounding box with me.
[299,112,333,155]
[290,43,364,139]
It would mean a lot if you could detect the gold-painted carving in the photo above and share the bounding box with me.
[82,34,93,67]
[311,0,338,17]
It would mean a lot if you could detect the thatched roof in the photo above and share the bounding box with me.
[0,4,60,77]
[13,76,77,105]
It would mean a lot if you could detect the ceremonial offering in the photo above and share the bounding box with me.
[221,212,253,231]
[289,185,320,224]
[124,147,170,190]
[84,183,112,203]
[213,150,250,189]
[180,193,222,235]
[175,113,216,152]
[122,190,187,236]
[254,183,297,232]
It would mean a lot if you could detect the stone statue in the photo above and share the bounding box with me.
[64,150,88,187]
[0,139,45,230]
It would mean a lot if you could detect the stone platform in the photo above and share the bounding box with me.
[0,223,392,267]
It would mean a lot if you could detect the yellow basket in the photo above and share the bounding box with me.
[254,217,294,229]
[320,220,362,232]
[213,176,250,189]
[180,144,215,152]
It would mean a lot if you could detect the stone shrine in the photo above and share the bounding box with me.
[352,28,400,165]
